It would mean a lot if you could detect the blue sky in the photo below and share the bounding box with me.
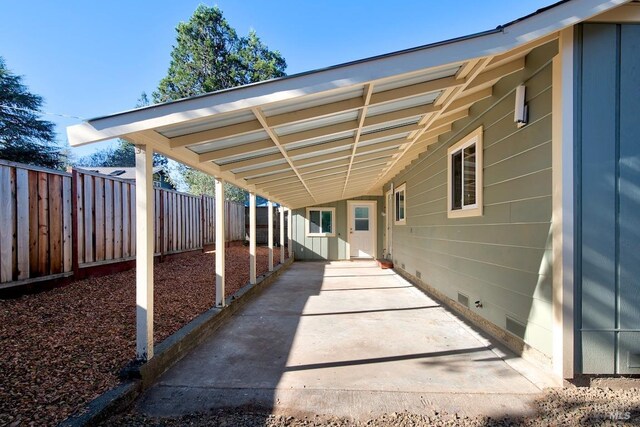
[1,1,552,159]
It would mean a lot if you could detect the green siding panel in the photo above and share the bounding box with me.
[385,42,556,358]
[577,23,640,375]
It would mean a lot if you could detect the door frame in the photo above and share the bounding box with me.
[385,190,393,259]
[346,200,377,259]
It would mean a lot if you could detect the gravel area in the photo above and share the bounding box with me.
[0,245,286,427]
[103,387,640,426]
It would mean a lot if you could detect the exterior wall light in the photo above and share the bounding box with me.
[514,84,528,128]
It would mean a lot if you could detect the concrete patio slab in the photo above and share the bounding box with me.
[134,261,554,420]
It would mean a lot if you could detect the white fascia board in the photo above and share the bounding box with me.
[67,0,629,147]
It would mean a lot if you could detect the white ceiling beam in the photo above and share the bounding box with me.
[246,170,297,184]
[370,57,493,190]
[342,84,374,198]
[369,75,462,105]
[359,122,420,144]
[252,107,316,202]
[219,153,285,172]
[279,120,359,145]
[168,120,263,149]
[238,162,291,178]
[126,130,285,205]
[266,97,364,127]
[465,57,525,93]
[286,137,354,158]
[363,104,439,128]
[198,139,275,162]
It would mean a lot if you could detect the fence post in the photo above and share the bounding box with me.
[201,195,206,253]
[70,168,80,278]
[159,189,165,263]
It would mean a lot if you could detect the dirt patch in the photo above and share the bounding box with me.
[0,246,287,427]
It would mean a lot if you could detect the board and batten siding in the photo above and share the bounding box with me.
[384,42,557,360]
[576,23,640,375]
[292,197,383,260]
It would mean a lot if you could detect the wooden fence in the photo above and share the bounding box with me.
[0,160,245,289]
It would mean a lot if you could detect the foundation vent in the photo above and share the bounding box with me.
[628,353,640,369]
[457,293,469,308]
[416,270,421,279]
[506,316,526,339]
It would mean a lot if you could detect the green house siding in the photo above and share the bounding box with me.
[384,42,557,359]
[292,196,383,260]
[576,23,640,375]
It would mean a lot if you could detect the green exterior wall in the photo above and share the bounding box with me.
[383,42,557,359]
[575,23,640,375]
[292,196,384,260]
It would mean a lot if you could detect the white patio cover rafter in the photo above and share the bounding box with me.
[68,0,629,209]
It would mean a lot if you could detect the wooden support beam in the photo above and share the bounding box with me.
[169,120,263,149]
[279,120,359,145]
[267,200,274,272]
[252,108,316,202]
[249,192,257,285]
[219,153,285,172]
[266,97,364,127]
[135,144,154,361]
[279,206,285,264]
[215,177,225,307]
[287,207,292,257]
[286,137,354,158]
[359,122,419,144]
[342,84,374,197]
[363,104,438,128]
[369,75,462,105]
[198,139,275,163]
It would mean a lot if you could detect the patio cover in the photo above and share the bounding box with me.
[67,0,629,209]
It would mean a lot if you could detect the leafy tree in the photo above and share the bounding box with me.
[0,57,65,169]
[154,5,287,202]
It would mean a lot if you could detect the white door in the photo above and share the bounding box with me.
[348,201,376,259]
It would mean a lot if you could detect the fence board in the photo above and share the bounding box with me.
[62,176,72,272]
[83,174,93,263]
[76,174,84,264]
[0,162,248,287]
[16,169,29,280]
[48,174,63,274]
[122,184,130,257]
[104,179,114,260]
[38,172,50,275]
[130,185,136,255]
[113,181,122,259]
[0,167,13,282]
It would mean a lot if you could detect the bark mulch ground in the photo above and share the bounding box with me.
[0,246,286,427]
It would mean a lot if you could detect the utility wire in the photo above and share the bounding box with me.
[0,104,85,121]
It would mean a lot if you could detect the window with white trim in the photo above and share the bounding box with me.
[394,183,406,225]
[447,126,483,218]
[306,207,335,237]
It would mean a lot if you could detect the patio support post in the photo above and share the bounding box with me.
[249,192,257,284]
[134,144,154,361]
[287,207,292,258]
[279,206,285,264]
[215,177,226,307]
[268,200,274,271]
